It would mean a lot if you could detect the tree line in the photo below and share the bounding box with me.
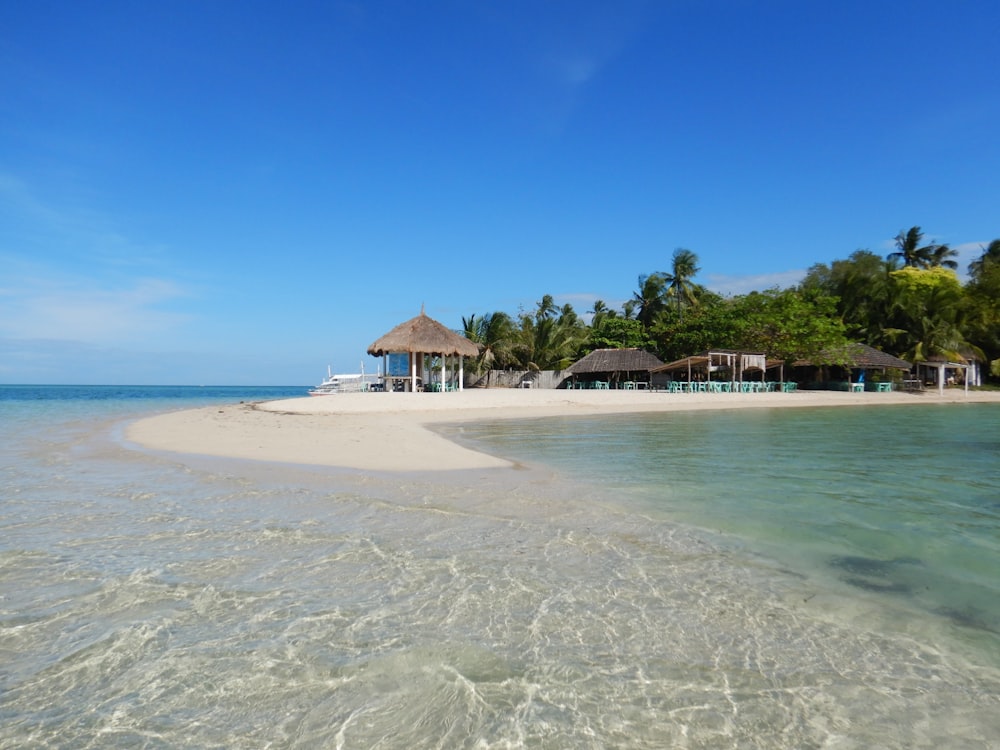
[462,227,1000,382]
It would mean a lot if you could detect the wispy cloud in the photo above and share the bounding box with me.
[704,270,807,296]
[0,269,192,344]
[0,170,169,270]
[0,171,194,345]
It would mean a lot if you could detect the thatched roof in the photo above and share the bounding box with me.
[367,309,480,358]
[797,343,911,370]
[566,348,664,375]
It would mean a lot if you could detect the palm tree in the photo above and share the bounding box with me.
[663,247,701,317]
[589,299,614,328]
[890,227,925,267]
[633,273,667,328]
[968,239,1000,279]
[534,294,558,321]
[928,243,959,270]
[889,226,955,269]
[462,311,517,381]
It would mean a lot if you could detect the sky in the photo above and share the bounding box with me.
[2,0,998,385]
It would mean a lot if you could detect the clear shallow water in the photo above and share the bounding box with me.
[452,404,1000,656]
[2,387,999,748]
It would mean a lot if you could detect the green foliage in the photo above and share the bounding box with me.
[887,267,971,362]
[513,303,588,371]
[586,317,653,352]
[961,246,1000,367]
[663,248,702,317]
[728,288,848,363]
[650,294,737,362]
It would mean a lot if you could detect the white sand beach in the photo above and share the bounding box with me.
[127,387,1000,472]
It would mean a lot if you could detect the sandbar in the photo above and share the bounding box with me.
[125,387,1000,472]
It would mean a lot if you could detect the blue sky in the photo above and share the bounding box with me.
[2,0,998,385]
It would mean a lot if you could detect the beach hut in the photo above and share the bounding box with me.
[563,348,664,389]
[367,307,480,392]
[794,343,912,391]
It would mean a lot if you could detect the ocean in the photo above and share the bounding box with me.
[2,385,998,748]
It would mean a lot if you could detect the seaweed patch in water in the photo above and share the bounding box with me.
[829,555,923,577]
[842,576,913,594]
[935,606,1000,635]
[829,555,923,596]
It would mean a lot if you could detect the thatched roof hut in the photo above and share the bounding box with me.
[792,342,912,391]
[367,308,479,391]
[564,348,663,388]
[796,342,911,371]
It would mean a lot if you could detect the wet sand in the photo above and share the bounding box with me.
[126,387,1000,472]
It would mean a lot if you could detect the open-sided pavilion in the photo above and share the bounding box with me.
[367,308,480,392]
[650,350,785,391]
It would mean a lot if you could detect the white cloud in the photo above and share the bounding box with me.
[704,270,807,296]
[0,272,193,344]
[952,241,987,280]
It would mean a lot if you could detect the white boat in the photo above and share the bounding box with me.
[309,365,381,395]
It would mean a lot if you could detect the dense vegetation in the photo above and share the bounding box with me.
[462,228,1000,382]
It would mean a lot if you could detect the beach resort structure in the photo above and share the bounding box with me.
[563,348,664,389]
[367,308,480,392]
[795,343,915,392]
[651,350,786,392]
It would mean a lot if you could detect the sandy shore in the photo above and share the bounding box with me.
[125,387,1000,472]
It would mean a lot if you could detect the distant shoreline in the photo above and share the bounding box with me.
[126,388,1000,473]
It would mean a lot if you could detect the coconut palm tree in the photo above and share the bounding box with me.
[968,239,1000,279]
[462,311,517,380]
[890,227,929,267]
[889,226,955,269]
[663,247,701,317]
[589,299,614,328]
[633,273,667,328]
[928,243,959,270]
[534,294,558,321]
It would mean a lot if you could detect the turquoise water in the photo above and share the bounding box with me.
[453,404,1000,655]
[2,387,999,748]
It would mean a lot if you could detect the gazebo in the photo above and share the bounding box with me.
[367,308,480,392]
[564,348,664,389]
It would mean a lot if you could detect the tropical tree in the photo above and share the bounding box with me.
[649,291,735,362]
[962,241,1000,378]
[801,250,898,349]
[729,288,848,364]
[888,226,955,269]
[663,248,701,317]
[967,239,1000,279]
[886,267,972,363]
[461,311,518,378]
[589,299,614,329]
[586,316,653,352]
[633,273,667,328]
[515,306,586,371]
